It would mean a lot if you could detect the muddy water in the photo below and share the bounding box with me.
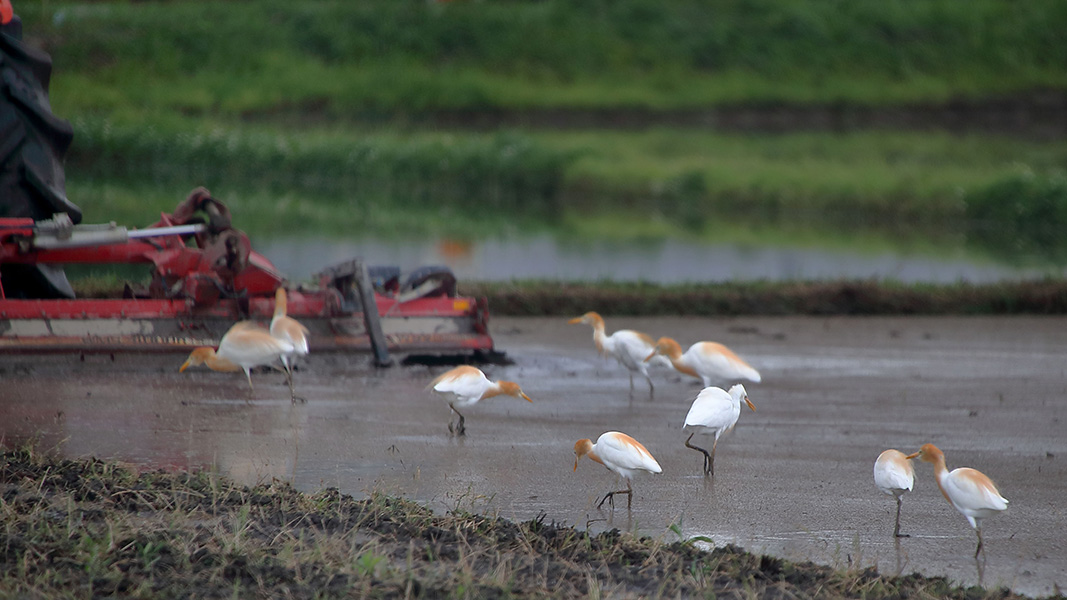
[2,316,1066,597]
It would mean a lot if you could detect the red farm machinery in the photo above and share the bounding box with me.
[0,189,497,364]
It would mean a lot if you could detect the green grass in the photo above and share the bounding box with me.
[546,129,1067,219]
[21,0,1067,118]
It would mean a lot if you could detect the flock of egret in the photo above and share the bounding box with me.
[877,444,1010,558]
[564,311,1009,559]
[180,288,309,403]
[179,303,1010,559]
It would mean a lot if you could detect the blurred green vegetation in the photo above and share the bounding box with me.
[12,0,1067,266]
[26,0,1067,115]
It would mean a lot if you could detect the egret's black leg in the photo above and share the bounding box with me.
[685,433,714,476]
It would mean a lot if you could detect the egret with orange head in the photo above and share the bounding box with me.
[181,321,292,398]
[645,336,761,388]
[428,365,532,435]
[874,449,915,537]
[573,431,662,510]
[907,443,1008,557]
[569,311,669,396]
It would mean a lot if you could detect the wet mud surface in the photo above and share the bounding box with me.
[2,316,1066,596]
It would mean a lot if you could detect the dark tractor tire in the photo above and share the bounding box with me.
[1,14,81,298]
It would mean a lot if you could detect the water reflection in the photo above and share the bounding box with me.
[259,236,1066,285]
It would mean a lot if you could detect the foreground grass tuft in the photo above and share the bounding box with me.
[0,448,1048,599]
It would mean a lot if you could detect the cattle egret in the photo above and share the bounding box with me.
[907,443,1008,557]
[428,365,532,435]
[682,384,756,476]
[874,449,915,537]
[646,336,761,387]
[270,287,310,402]
[573,431,663,510]
[181,321,293,397]
[569,311,670,396]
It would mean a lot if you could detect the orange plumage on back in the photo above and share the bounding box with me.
[573,431,662,510]
[647,336,761,387]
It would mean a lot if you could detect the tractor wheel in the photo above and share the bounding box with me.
[0,14,81,298]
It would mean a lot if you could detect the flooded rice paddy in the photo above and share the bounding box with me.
[259,236,1067,284]
[2,316,1066,597]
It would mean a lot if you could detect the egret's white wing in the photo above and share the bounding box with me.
[596,432,662,474]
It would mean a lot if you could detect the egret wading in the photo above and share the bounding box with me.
[270,287,310,403]
[428,365,532,436]
[682,384,756,476]
[180,321,292,398]
[646,337,761,388]
[874,449,915,537]
[573,431,662,510]
[907,443,1008,558]
[569,311,669,397]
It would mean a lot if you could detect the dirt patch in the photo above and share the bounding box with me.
[407,91,1067,140]
[0,447,1048,599]
[464,280,1067,317]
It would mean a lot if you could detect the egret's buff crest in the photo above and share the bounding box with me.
[496,380,532,402]
[568,312,608,355]
[179,347,239,373]
[573,438,596,470]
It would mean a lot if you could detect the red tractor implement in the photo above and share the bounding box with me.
[0,189,495,363]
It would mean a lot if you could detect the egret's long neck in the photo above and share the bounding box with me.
[274,290,288,320]
[586,448,605,466]
[205,354,240,373]
[670,354,700,379]
[480,383,506,400]
[591,323,608,355]
[730,396,743,414]
[931,454,954,506]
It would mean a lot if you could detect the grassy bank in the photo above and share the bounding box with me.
[0,447,1045,599]
[23,0,1067,117]
[460,280,1067,316]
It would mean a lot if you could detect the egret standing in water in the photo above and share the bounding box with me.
[428,365,532,436]
[874,449,915,537]
[569,311,669,397]
[646,336,761,388]
[907,443,1008,557]
[181,321,292,398]
[270,287,310,403]
[573,431,662,510]
[682,384,756,476]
